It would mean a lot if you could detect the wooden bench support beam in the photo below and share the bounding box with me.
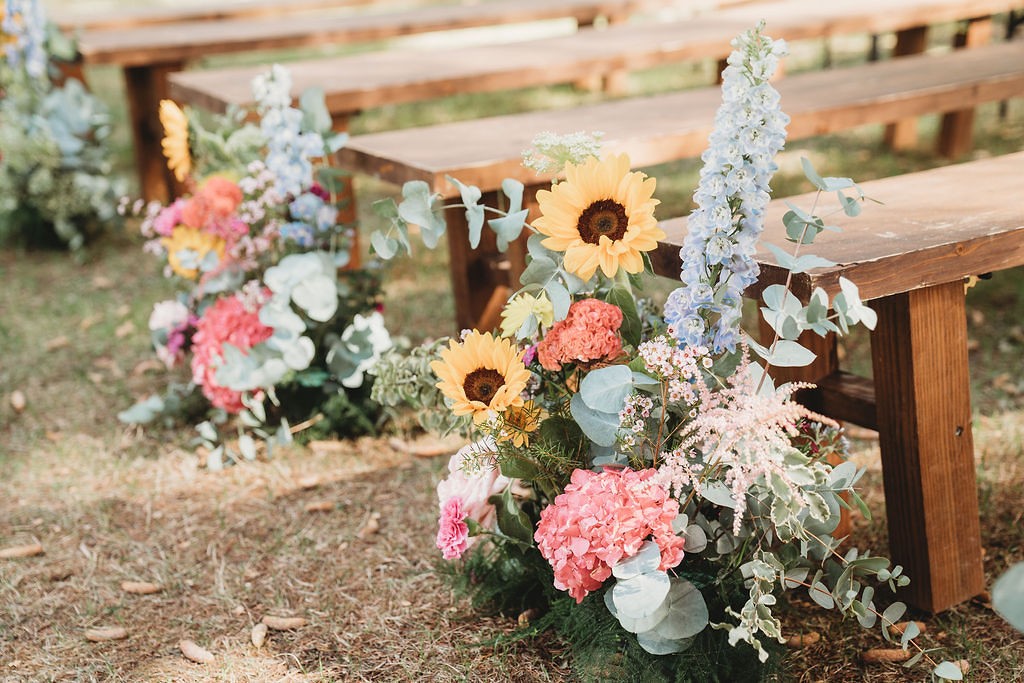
[938,16,994,158]
[870,280,985,613]
[125,62,185,202]
[883,26,929,151]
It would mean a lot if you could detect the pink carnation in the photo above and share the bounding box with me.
[437,438,511,535]
[534,467,684,603]
[436,497,470,560]
[537,298,623,371]
[190,292,274,413]
[153,199,186,237]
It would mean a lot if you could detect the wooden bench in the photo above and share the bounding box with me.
[652,151,1024,613]
[72,0,661,201]
[334,40,1024,329]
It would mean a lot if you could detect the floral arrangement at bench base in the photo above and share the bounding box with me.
[369,24,970,681]
[120,66,392,467]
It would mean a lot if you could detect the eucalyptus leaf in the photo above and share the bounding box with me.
[398,181,446,248]
[612,570,671,619]
[447,176,485,248]
[606,286,641,347]
[569,393,620,447]
[932,661,965,681]
[612,540,662,580]
[579,364,633,413]
[993,562,1024,632]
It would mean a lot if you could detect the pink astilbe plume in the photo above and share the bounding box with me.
[190,290,274,413]
[655,353,837,533]
[534,467,684,603]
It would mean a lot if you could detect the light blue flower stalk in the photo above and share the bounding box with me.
[664,23,789,353]
[3,0,48,79]
[251,65,325,199]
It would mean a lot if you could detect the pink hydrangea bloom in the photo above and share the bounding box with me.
[436,497,470,560]
[437,437,511,536]
[148,300,192,368]
[536,298,624,371]
[190,292,274,413]
[534,467,685,603]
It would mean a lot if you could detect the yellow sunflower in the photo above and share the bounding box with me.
[161,226,225,280]
[159,99,192,182]
[496,400,542,448]
[431,331,531,424]
[534,153,663,281]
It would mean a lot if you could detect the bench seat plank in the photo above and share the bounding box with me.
[655,148,1024,302]
[337,41,1024,197]
[168,0,1024,113]
[77,0,656,66]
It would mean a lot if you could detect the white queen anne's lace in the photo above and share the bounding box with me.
[664,24,790,353]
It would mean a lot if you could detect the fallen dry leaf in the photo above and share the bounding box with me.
[261,615,307,631]
[0,543,44,559]
[251,623,268,648]
[85,626,128,642]
[888,620,927,637]
[45,336,70,351]
[307,440,348,455]
[121,581,162,595]
[304,501,334,513]
[785,631,821,648]
[115,321,136,339]
[131,359,165,376]
[955,660,970,675]
[358,512,381,539]
[179,639,215,664]
[115,304,131,318]
[388,435,467,458]
[92,275,114,290]
[298,475,321,490]
[9,390,26,414]
[79,314,103,331]
[862,648,912,663]
[87,372,104,385]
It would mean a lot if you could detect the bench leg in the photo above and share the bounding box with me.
[124,62,185,203]
[937,17,993,159]
[757,321,851,539]
[869,281,985,613]
[329,114,361,269]
[883,27,929,151]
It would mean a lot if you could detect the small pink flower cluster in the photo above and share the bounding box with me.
[537,298,623,371]
[435,439,511,559]
[190,290,274,413]
[534,467,685,603]
[436,497,470,560]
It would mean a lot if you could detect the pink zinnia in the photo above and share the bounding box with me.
[436,497,470,560]
[534,467,684,603]
[153,199,186,237]
[190,292,274,413]
[536,298,623,371]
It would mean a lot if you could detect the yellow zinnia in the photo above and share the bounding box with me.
[534,153,663,281]
[161,226,225,280]
[500,291,554,338]
[431,331,530,424]
[496,400,542,448]
[159,99,191,182]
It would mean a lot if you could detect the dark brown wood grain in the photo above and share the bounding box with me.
[125,61,184,203]
[938,16,995,158]
[870,281,984,612]
[883,26,930,149]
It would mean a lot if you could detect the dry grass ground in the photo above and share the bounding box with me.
[4,10,1024,681]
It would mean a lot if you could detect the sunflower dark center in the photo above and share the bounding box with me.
[463,368,506,404]
[577,199,628,245]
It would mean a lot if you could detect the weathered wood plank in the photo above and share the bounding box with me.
[77,0,662,66]
[338,41,1024,196]
[882,26,930,150]
[54,0,394,32]
[169,0,1024,113]
[125,61,185,202]
[657,151,1024,303]
[870,281,984,612]
[938,16,996,157]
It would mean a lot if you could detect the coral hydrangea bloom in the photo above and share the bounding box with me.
[534,468,685,603]
[536,298,623,371]
[190,292,274,413]
[161,226,226,280]
[159,99,191,182]
[534,153,663,281]
[430,331,530,424]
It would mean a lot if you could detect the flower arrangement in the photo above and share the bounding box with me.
[119,65,393,467]
[0,0,122,252]
[369,24,967,680]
